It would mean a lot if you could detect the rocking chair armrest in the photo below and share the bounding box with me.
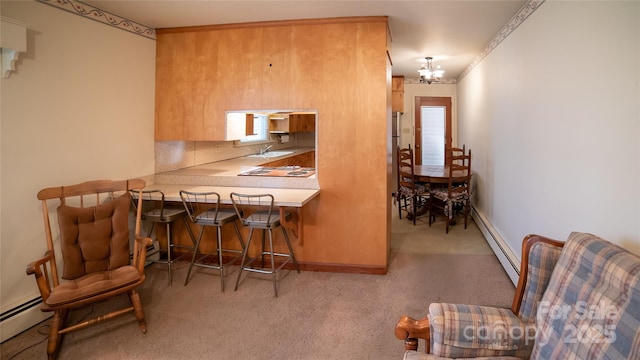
[131,235,153,272]
[396,315,431,353]
[26,250,55,301]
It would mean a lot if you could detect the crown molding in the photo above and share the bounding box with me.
[404,78,457,85]
[36,0,156,40]
[458,0,545,82]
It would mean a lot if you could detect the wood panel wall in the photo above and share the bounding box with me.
[155,17,391,273]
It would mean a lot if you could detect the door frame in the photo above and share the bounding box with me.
[414,96,452,165]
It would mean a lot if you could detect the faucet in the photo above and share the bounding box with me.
[259,144,273,155]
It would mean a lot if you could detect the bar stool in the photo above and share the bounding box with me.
[180,190,245,292]
[230,192,300,297]
[130,190,196,286]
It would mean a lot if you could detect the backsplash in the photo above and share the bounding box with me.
[155,132,314,173]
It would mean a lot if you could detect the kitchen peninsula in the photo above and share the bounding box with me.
[154,16,390,274]
[145,147,318,246]
[154,147,317,189]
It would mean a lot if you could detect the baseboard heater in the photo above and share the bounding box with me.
[471,207,520,286]
[0,297,42,323]
[1,296,49,343]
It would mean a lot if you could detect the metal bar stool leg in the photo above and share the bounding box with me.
[166,223,173,286]
[281,227,300,272]
[184,227,205,286]
[267,229,278,297]
[182,216,197,248]
[260,229,266,269]
[232,221,245,250]
[235,228,254,291]
[217,226,225,292]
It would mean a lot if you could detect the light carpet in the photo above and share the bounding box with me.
[1,208,515,360]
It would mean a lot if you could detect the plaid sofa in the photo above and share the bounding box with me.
[403,232,640,360]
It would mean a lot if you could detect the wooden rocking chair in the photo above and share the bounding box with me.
[26,179,152,359]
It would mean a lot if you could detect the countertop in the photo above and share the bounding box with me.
[153,146,318,190]
[146,146,319,207]
[138,184,319,207]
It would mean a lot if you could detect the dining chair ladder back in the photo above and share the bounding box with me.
[397,145,429,225]
[429,148,472,233]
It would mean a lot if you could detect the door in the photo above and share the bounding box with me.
[414,97,452,165]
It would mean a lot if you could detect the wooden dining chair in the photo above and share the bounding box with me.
[448,144,466,164]
[429,148,472,233]
[26,179,152,359]
[397,145,429,225]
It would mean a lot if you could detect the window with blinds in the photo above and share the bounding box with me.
[420,106,445,166]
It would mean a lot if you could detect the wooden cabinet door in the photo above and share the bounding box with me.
[297,114,316,132]
[392,76,404,112]
[155,32,206,140]
[290,25,323,108]
[302,151,315,167]
[262,26,292,108]
[156,28,263,141]
[218,27,264,111]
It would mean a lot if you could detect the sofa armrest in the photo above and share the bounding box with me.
[511,234,564,322]
[429,303,535,359]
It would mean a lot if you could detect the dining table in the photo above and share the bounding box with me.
[413,165,471,184]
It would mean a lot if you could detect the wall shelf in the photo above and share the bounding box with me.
[1,17,28,79]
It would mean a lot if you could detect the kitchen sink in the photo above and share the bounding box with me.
[245,151,294,158]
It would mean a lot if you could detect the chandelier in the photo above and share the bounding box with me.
[418,57,444,84]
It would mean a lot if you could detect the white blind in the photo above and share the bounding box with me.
[420,106,445,166]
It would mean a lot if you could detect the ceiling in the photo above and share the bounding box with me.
[84,0,527,82]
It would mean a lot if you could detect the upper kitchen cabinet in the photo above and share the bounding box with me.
[268,113,295,133]
[392,76,404,112]
[291,113,316,132]
[218,27,264,111]
[267,112,316,134]
[262,26,293,109]
[155,17,390,141]
[155,28,263,140]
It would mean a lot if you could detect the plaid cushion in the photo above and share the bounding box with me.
[518,242,564,324]
[429,303,535,358]
[531,232,640,359]
[404,352,520,360]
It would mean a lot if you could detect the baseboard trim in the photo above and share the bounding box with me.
[1,297,50,343]
[297,262,387,275]
[471,207,520,286]
[174,251,388,275]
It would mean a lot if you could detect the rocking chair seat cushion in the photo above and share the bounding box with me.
[45,265,142,307]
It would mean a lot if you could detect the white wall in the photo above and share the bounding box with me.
[457,1,640,262]
[0,0,156,340]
